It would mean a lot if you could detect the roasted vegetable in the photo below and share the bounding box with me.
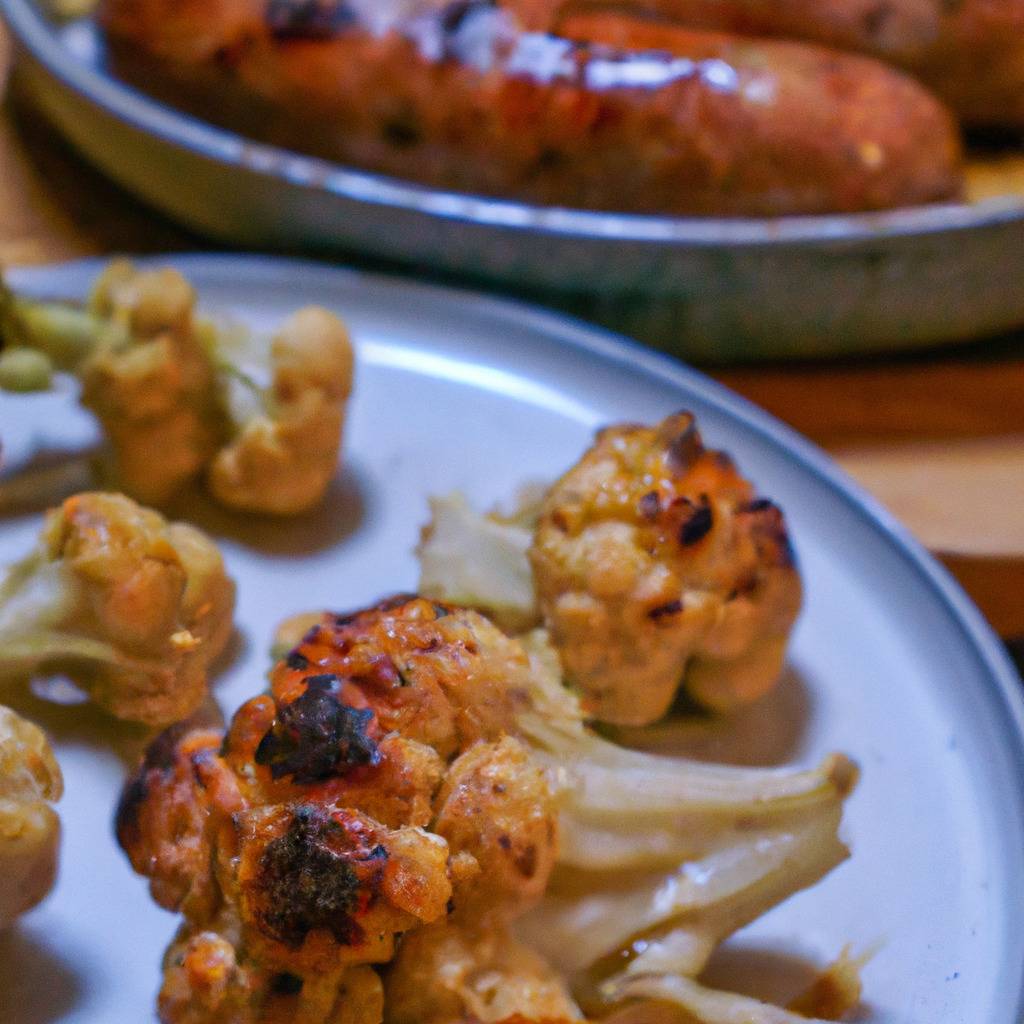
[2,261,354,515]
[117,596,855,1024]
[0,705,63,928]
[514,628,855,1011]
[116,598,560,1024]
[208,305,354,515]
[0,492,235,725]
[419,412,802,724]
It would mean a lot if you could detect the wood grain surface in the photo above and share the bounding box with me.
[0,25,1022,643]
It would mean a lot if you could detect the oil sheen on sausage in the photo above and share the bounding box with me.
[99,0,964,215]
[521,0,1024,128]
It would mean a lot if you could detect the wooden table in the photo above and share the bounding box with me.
[0,33,1021,660]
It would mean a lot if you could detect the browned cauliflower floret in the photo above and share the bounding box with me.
[11,259,354,515]
[384,922,581,1024]
[530,412,802,723]
[116,597,559,1024]
[0,492,235,725]
[81,261,224,507]
[0,705,63,928]
[208,306,354,515]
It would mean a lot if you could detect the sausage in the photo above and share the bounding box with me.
[99,0,964,215]
[506,0,947,56]
[520,0,1024,128]
[907,2,1024,129]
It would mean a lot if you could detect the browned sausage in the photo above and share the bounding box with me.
[522,0,1024,128]
[100,0,963,215]
[507,0,947,55]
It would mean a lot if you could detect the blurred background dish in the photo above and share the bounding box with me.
[2,0,1024,359]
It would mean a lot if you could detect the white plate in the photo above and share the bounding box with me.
[1,255,1022,1024]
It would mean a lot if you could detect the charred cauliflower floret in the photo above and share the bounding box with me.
[0,705,63,928]
[0,492,235,725]
[208,306,354,515]
[530,412,802,723]
[116,597,559,1024]
[6,260,354,515]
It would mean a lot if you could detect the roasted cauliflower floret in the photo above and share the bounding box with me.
[0,705,63,928]
[530,412,802,723]
[384,921,581,1024]
[0,492,235,725]
[7,260,354,515]
[208,306,354,515]
[81,261,224,507]
[434,736,557,924]
[116,597,558,1023]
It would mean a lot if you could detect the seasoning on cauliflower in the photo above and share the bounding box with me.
[80,261,225,507]
[4,260,354,515]
[418,412,802,723]
[384,921,582,1024]
[0,492,235,725]
[0,704,63,928]
[531,411,802,723]
[116,597,560,1024]
[117,595,856,1024]
[208,305,354,515]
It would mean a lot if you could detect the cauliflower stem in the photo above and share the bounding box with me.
[0,492,235,725]
[513,632,856,1004]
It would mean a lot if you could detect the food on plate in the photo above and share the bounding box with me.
[116,595,856,1023]
[530,0,1024,129]
[81,261,224,507]
[0,347,54,393]
[0,705,63,929]
[1,261,354,514]
[207,305,355,515]
[0,492,235,726]
[420,411,801,723]
[98,0,963,216]
[512,0,944,51]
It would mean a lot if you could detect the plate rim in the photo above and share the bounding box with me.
[7,251,1024,1020]
[5,0,1024,250]
[11,251,1024,739]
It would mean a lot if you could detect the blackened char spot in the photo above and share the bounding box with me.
[861,1,894,39]
[648,599,683,621]
[382,111,423,148]
[114,772,149,850]
[142,721,195,773]
[286,650,310,671]
[665,417,703,473]
[271,973,304,995]
[679,501,713,546]
[267,0,356,38]
[256,806,384,949]
[255,675,380,784]
[375,594,420,613]
[115,722,202,847]
[638,491,661,521]
[440,0,496,34]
